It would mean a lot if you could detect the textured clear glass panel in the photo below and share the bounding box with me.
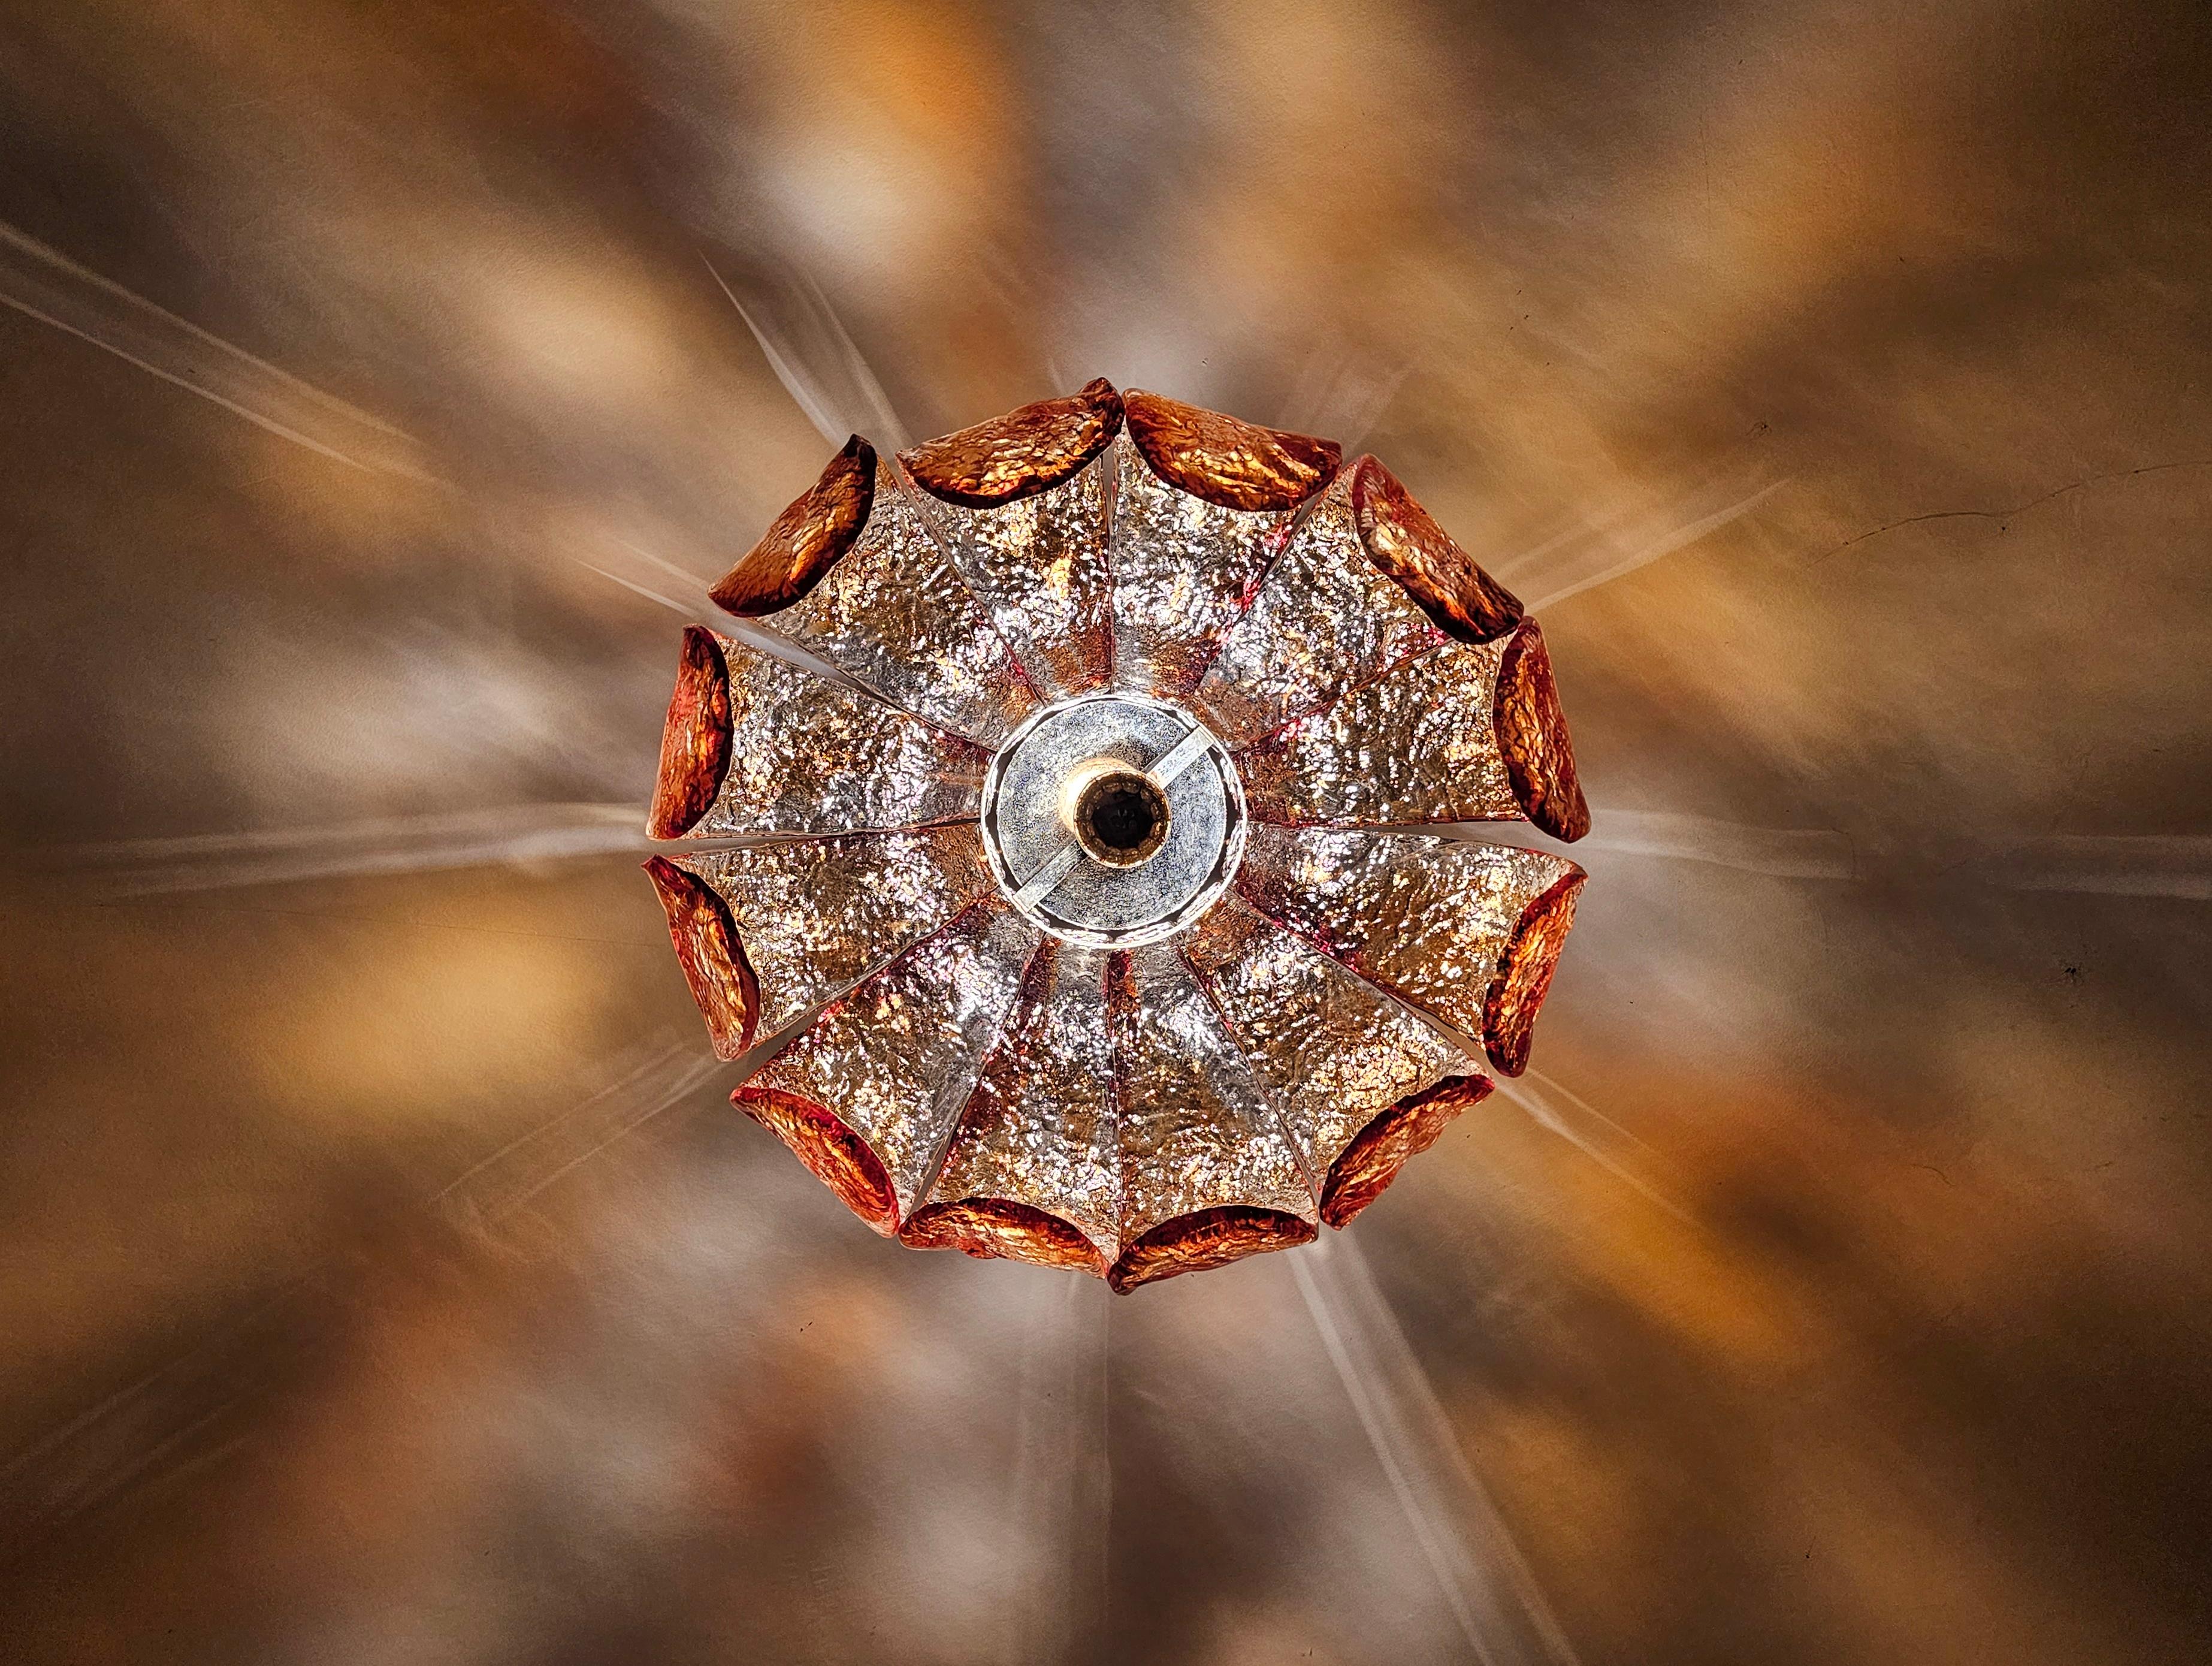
[744,900,1038,1214]
[1235,825,1580,1042]
[1179,894,1482,1175]
[761,480,1038,746]
[910,451,1114,699]
[1108,432,1295,697]
[1237,639,1521,828]
[1192,473,1443,745]
[692,633,989,838]
[673,825,991,1038]
[924,940,1122,1254]
[1110,942,1316,1241]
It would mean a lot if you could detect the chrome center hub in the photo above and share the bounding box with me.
[980,692,1246,947]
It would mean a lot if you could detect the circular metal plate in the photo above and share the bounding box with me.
[980,692,1246,947]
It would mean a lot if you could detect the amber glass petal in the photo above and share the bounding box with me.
[1105,943,1315,1288]
[642,856,759,1058]
[738,900,1037,1218]
[1109,1208,1317,1294]
[735,1086,900,1236]
[1494,618,1592,841]
[899,378,1122,507]
[900,454,1115,699]
[1237,638,1519,828]
[1109,430,1301,697]
[1349,455,1523,644]
[1192,470,1445,744]
[1122,390,1340,512]
[1319,1075,1493,1229]
[743,469,1037,746]
[1483,870,1586,1076]
[899,1197,1110,1275]
[646,626,732,840]
[1236,826,1584,1075]
[684,633,988,838]
[897,384,1120,699]
[913,939,1119,1267]
[667,825,990,1042]
[1237,618,1590,838]
[709,436,875,617]
[1178,894,1486,1186]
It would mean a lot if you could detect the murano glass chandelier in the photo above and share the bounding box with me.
[644,380,1590,1291]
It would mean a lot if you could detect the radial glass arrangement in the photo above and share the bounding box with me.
[645,381,1591,1291]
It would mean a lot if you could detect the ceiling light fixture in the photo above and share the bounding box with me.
[645,381,1589,1290]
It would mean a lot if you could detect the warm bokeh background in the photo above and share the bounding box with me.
[2,2,2208,1661]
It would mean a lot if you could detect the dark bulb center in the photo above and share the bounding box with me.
[1074,769,1170,866]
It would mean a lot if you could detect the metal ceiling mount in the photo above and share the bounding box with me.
[980,692,1246,949]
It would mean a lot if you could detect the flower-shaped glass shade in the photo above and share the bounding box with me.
[647,381,1590,1290]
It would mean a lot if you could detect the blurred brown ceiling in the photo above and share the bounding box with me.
[2,2,2209,1662]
